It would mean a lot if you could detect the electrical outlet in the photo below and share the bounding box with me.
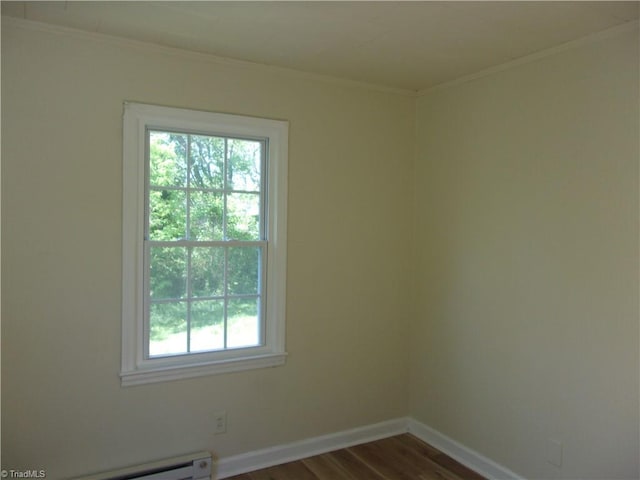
[547,438,563,468]
[213,410,227,435]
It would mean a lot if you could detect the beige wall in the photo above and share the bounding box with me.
[410,26,639,479]
[1,20,414,478]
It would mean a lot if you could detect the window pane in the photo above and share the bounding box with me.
[149,302,187,356]
[149,132,187,187]
[228,247,260,295]
[190,191,224,241]
[189,135,225,190]
[150,247,187,300]
[190,300,225,352]
[227,193,260,240]
[190,247,225,298]
[227,139,262,192]
[227,297,260,348]
[149,189,186,241]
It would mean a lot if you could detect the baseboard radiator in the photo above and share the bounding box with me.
[76,452,212,480]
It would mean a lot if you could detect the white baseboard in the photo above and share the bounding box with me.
[407,418,526,480]
[214,417,524,480]
[214,417,409,478]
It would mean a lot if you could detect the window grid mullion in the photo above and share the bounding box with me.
[223,138,228,241]
[150,293,259,304]
[186,247,192,353]
[148,240,267,248]
[224,246,229,349]
[149,185,260,195]
[186,134,192,241]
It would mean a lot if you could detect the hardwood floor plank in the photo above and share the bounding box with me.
[224,434,487,480]
[301,453,359,479]
[393,431,443,457]
[324,448,387,479]
[246,460,318,480]
[393,434,486,480]
[383,437,464,480]
[348,439,444,480]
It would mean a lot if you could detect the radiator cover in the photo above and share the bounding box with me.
[74,452,212,480]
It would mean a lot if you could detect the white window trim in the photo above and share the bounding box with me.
[121,102,288,387]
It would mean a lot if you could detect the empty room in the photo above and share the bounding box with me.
[1,2,638,479]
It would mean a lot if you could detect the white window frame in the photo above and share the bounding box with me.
[121,102,287,387]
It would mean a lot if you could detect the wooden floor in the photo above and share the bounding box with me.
[225,433,487,480]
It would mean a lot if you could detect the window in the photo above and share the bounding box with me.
[121,103,287,386]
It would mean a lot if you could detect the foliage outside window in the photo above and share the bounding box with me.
[121,103,288,386]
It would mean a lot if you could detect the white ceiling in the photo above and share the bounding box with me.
[2,1,638,91]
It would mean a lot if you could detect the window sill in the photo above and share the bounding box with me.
[120,352,287,387]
